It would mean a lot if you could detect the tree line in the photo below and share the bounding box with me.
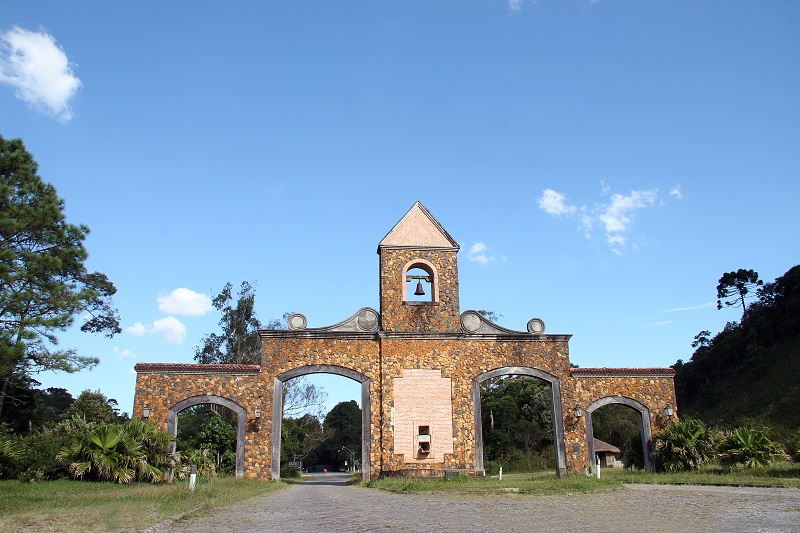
[672,265,800,462]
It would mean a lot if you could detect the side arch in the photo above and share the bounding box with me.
[584,396,654,473]
[167,395,247,478]
[473,366,567,477]
[272,364,372,482]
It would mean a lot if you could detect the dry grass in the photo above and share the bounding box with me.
[0,476,283,532]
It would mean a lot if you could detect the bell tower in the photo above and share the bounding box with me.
[377,201,460,332]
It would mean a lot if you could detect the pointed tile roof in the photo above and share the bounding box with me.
[378,201,459,251]
[593,438,621,455]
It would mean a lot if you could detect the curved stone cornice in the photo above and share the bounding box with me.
[259,307,381,337]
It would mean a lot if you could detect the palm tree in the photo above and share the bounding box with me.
[60,424,140,483]
[716,427,788,470]
[59,420,178,484]
[653,419,719,472]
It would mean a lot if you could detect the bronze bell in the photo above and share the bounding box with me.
[414,280,425,296]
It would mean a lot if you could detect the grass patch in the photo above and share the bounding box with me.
[0,476,283,532]
[366,462,800,494]
[367,472,621,494]
[604,461,800,488]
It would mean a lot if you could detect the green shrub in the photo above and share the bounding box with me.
[181,448,216,477]
[653,419,719,472]
[775,430,800,462]
[716,427,788,470]
[0,429,74,481]
[621,433,645,470]
[280,465,301,478]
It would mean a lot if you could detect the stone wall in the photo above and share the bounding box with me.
[379,248,460,333]
[258,334,381,476]
[133,339,675,479]
[562,368,677,472]
[132,363,270,476]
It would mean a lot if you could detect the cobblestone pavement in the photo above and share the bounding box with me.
[165,473,800,532]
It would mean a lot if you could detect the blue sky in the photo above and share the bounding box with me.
[2,1,798,416]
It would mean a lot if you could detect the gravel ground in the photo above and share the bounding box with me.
[164,473,800,532]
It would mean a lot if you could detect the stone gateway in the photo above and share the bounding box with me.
[133,202,676,481]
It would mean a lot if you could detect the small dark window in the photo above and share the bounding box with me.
[417,425,431,454]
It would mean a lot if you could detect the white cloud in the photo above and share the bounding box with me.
[539,183,666,254]
[114,347,137,360]
[124,317,186,344]
[0,27,81,122]
[665,301,714,313]
[509,0,523,12]
[670,185,683,200]
[151,316,186,345]
[467,241,497,265]
[157,288,213,316]
[598,189,658,243]
[647,320,674,327]
[126,322,147,336]
[538,189,578,216]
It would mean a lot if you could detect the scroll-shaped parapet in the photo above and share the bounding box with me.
[286,308,380,333]
[460,310,546,335]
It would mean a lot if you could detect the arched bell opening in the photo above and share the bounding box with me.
[401,259,439,303]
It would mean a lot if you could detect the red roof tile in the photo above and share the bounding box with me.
[134,363,260,374]
[571,367,675,377]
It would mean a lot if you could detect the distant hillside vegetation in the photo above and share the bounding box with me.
[673,265,800,436]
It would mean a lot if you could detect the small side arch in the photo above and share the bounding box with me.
[167,395,247,478]
[272,365,372,482]
[584,396,654,473]
[473,366,567,477]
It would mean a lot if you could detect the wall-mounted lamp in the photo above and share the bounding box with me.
[573,406,583,418]
[665,405,674,417]
[253,408,261,419]
[142,407,151,419]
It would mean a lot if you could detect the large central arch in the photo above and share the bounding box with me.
[272,364,372,482]
[473,366,567,477]
[584,396,654,473]
[167,395,247,478]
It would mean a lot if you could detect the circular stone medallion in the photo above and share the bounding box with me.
[461,312,481,333]
[527,318,545,334]
[357,309,379,332]
[288,313,307,330]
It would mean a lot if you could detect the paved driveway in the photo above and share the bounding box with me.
[166,472,800,532]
